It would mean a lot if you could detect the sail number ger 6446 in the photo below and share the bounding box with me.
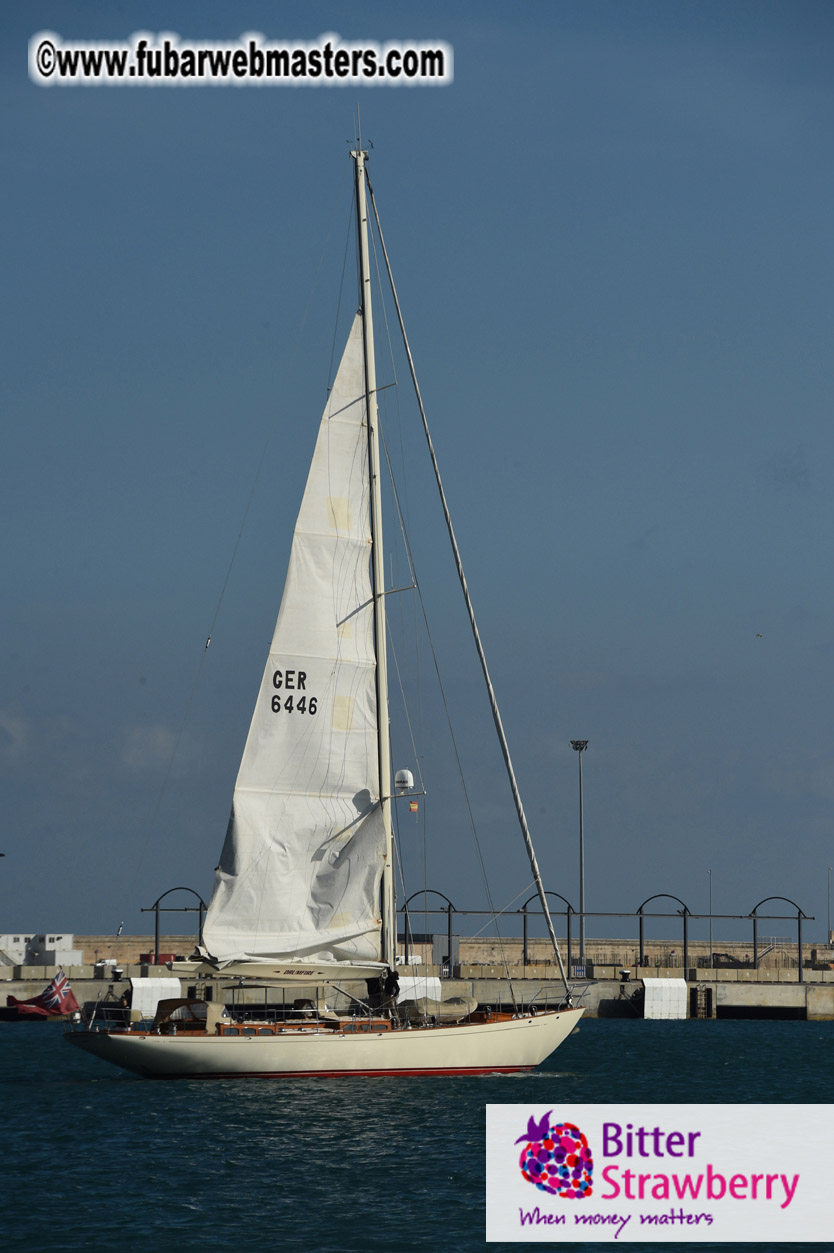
[271,668,317,715]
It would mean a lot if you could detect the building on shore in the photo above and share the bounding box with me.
[0,933,84,968]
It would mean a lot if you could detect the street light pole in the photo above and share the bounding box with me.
[828,867,832,944]
[570,740,589,963]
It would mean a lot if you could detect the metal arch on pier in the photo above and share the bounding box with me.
[400,889,456,971]
[522,892,575,970]
[749,896,809,981]
[636,894,692,971]
[141,886,208,964]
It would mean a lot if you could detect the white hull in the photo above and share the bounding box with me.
[66,1008,583,1079]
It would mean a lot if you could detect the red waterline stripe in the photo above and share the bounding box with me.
[148,1064,535,1080]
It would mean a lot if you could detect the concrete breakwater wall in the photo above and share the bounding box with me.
[4,963,834,1021]
[4,934,834,1021]
[7,933,833,972]
[447,968,834,1020]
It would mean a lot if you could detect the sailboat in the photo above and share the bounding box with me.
[66,146,583,1078]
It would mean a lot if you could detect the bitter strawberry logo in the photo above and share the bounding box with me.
[516,1111,594,1198]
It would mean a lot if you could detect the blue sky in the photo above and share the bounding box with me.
[2,2,833,950]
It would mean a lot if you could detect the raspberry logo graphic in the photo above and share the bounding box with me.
[516,1111,593,1198]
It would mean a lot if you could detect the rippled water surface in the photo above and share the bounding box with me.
[2,1018,830,1251]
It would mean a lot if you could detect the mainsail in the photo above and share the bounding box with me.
[202,314,386,965]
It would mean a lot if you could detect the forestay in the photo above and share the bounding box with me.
[202,314,386,965]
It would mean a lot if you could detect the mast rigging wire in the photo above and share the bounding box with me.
[367,172,571,1002]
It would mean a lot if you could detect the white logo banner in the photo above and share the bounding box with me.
[486,1104,830,1242]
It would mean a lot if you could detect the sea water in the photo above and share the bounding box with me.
[1,1018,830,1252]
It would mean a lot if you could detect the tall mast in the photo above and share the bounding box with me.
[351,147,396,968]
